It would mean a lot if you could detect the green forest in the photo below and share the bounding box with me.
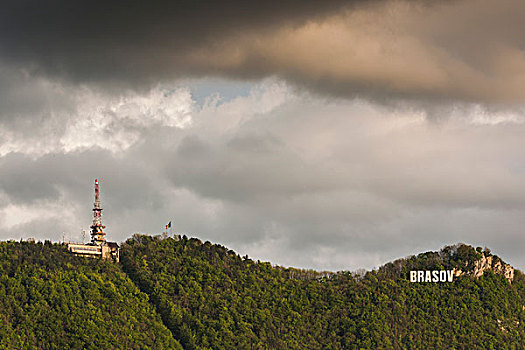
[0,240,181,349]
[1,236,525,349]
[121,235,525,350]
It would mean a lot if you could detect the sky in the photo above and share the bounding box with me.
[1,0,525,271]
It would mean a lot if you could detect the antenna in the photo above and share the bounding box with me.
[90,179,106,245]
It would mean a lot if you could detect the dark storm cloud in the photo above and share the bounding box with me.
[5,0,525,104]
[0,0,353,83]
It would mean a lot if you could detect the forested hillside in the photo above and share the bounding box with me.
[0,240,181,350]
[121,235,525,350]
[1,236,524,349]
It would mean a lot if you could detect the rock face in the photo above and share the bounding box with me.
[453,253,514,283]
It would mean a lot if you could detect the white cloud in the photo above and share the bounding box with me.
[0,81,196,155]
[61,85,195,153]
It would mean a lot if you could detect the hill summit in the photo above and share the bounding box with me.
[378,243,515,283]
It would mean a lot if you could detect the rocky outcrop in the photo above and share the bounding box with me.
[453,253,514,283]
[452,268,465,278]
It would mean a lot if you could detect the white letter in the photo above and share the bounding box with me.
[432,271,439,282]
[418,271,424,282]
[447,270,454,282]
[425,271,431,282]
[440,270,446,282]
[410,271,416,282]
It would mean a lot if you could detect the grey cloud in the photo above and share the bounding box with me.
[2,217,74,242]
[0,149,173,243]
[169,132,343,202]
[0,150,160,208]
[2,78,525,272]
[0,155,61,203]
[0,67,74,137]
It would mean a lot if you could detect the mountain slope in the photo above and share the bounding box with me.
[1,235,523,349]
[0,240,181,349]
[121,235,525,350]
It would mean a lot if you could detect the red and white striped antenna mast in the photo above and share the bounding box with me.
[90,179,106,245]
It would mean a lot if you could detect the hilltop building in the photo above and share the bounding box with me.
[68,179,119,262]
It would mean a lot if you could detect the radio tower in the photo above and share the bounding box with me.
[91,179,106,245]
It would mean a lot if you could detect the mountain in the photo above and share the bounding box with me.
[121,235,525,349]
[1,235,525,349]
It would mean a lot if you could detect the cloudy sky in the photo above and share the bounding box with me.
[1,0,525,271]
